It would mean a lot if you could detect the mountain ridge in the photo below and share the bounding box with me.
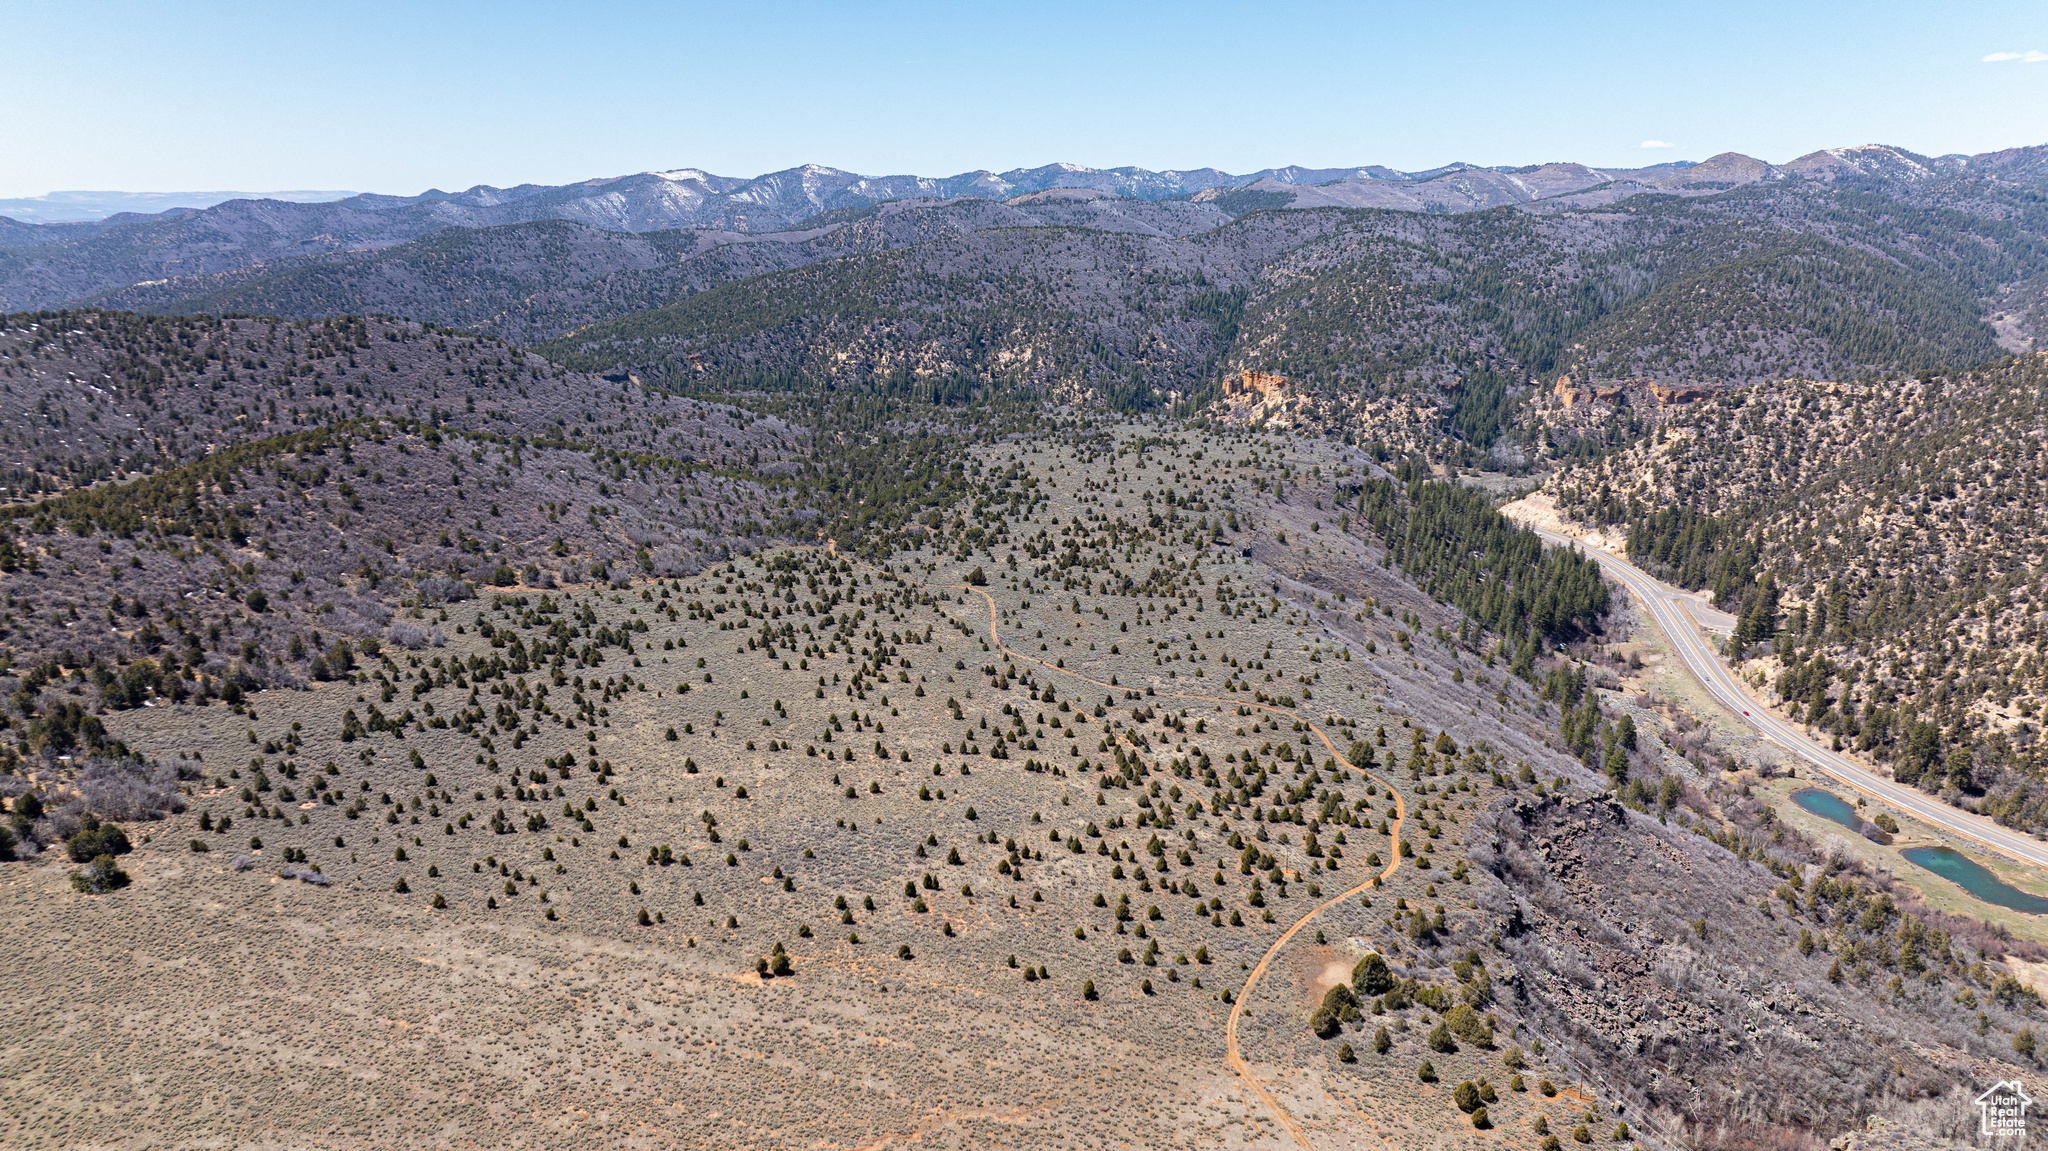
[5,141,2042,322]
[0,188,358,224]
[10,141,2032,238]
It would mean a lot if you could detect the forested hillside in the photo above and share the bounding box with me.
[5,148,2043,459]
[1551,353,2048,826]
[0,180,1241,316]
[533,171,2044,470]
[0,310,808,696]
[1214,179,2039,406]
[87,197,1238,347]
[536,214,1358,405]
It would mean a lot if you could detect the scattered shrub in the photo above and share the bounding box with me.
[65,817,131,863]
[1353,952,1395,996]
[69,854,129,893]
[1454,1081,1481,1113]
[1310,1006,1341,1039]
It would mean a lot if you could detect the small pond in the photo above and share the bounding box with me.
[1901,846,2048,915]
[1790,788,1863,832]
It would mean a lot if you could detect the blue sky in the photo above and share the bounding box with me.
[2,0,2045,196]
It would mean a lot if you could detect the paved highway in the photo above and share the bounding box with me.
[1529,526,2048,874]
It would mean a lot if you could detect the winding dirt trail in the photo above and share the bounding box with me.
[833,547,1405,1150]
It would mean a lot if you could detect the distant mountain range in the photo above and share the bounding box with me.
[0,188,358,224]
[8,144,2023,233]
[0,161,1606,225]
[5,143,2042,319]
[7,142,2048,410]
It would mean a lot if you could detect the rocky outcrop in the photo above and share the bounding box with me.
[1218,370,1318,426]
[1225,370,1292,402]
[1552,375,1625,407]
[1554,375,1732,408]
[1647,381,1722,404]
